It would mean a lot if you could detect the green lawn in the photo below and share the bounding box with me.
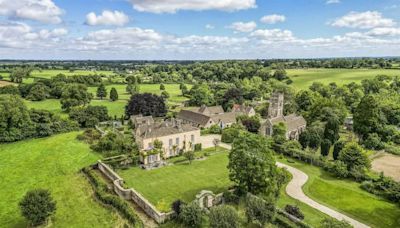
[277,158,400,228]
[30,69,115,79]
[287,68,400,90]
[0,132,122,227]
[118,148,232,212]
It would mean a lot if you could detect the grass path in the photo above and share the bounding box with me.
[0,132,122,227]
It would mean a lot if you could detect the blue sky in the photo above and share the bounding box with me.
[0,0,400,59]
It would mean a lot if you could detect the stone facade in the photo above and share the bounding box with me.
[259,92,306,140]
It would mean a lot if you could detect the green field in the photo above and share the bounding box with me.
[0,132,122,227]
[287,68,400,90]
[278,158,400,228]
[30,69,116,79]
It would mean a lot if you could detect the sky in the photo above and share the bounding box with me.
[0,0,400,60]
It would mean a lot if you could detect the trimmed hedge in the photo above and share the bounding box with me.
[82,167,143,227]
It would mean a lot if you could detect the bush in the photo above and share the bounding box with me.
[171,199,185,216]
[245,194,275,226]
[209,205,240,228]
[363,133,384,150]
[221,124,245,143]
[284,205,304,220]
[360,174,400,204]
[179,202,203,227]
[384,143,400,155]
[82,167,141,226]
[319,218,352,228]
[330,161,349,178]
[333,140,345,160]
[194,143,202,151]
[77,128,102,143]
[19,189,56,226]
[222,190,239,204]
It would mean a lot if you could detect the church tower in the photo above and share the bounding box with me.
[268,92,284,118]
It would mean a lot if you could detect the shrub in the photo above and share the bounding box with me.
[320,139,331,157]
[222,190,239,204]
[179,202,203,227]
[221,124,245,143]
[184,151,195,164]
[333,140,345,160]
[319,218,352,228]
[245,194,275,226]
[284,205,304,220]
[77,128,102,144]
[194,143,202,151]
[209,124,222,134]
[330,161,349,178]
[171,199,185,216]
[19,189,56,226]
[209,205,240,228]
[363,133,384,150]
[384,143,400,155]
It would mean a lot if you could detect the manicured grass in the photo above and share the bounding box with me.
[287,68,400,90]
[30,69,115,79]
[0,132,122,227]
[118,148,232,212]
[277,158,400,228]
[24,99,67,117]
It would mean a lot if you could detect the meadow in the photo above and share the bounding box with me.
[0,132,123,228]
[278,158,400,228]
[287,68,400,90]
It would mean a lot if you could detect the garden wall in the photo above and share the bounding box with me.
[97,161,175,224]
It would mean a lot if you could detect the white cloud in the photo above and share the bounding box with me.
[129,0,256,13]
[251,29,295,42]
[0,0,63,24]
[260,14,286,24]
[86,10,129,26]
[367,27,400,36]
[205,24,215,29]
[229,21,257,33]
[330,11,396,29]
[326,0,340,4]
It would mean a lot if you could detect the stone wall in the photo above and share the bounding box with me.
[97,161,175,224]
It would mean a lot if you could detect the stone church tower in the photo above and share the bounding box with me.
[268,92,284,119]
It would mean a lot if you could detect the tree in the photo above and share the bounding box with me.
[245,194,275,226]
[363,133,384,150]
[69,106,110,127]
[110,87,118,101]
[179,202,203,227]
[125,93,167,117]
[238,115,261,133]
[338,142,371,171]
[284,205,304,220]
[273,68,288,81]
[213,138,220,151]
[320,139,331,157]
[60,84,92,111]
[221,88,244,111]
[96,83,107,100]
[10,67,31,83]
[0,95,33,142]
[0,85,19,95]
[184,151,195,164]
[209,205,239,228]
[172,200,185,215]
[333,140,345,160]
[160,83,165,90]
[19,189,56,226]
[295,90,315,112]
[354,95,384,139]
[126,82,140,95]
[188,83,215,106]
[161,90,170,99]
[26,83,50,101]
[319,218,352,228]
[228,131,279,196]
[323,114,340,144]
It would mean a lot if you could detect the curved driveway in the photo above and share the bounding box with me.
[202,136,370,228]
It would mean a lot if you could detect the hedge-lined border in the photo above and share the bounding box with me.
[82,166,143,228]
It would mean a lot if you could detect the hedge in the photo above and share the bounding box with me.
[82,167,143,227]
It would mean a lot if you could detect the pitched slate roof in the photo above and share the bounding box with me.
[232,104,254,115]
[211,112,238,124]
[268,114,306,132]
[135,119,199,139]
[177,109,213,127]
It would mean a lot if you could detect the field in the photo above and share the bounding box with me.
[287,68,400,90]
[0,132,122,227]
[0,80,15,87]
[278,158,400,228]
[30,69,116,79]
[371,153,400,182]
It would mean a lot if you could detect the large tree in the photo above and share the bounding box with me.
[96,83,107,100]
[188,83,215,106]
[353,95,384,140]
[338,142,370,171]
[19,189,56,226]
[109,87,118,101]
[228,131,279,196]
[60,84,92,111]
[125,93,167,117]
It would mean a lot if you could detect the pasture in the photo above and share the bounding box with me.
[278,158,400,228]
[0,132,122,228]
[287,68,400,90]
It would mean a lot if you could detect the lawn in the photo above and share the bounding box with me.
[277,158,400,228]
[118,148,232,212]
[287,68,400,90]
[30,69,116,79]
[0,132,122,227]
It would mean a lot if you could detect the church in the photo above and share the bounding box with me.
[259,92,306,140]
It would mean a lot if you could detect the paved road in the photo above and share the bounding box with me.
[204,136,370,228]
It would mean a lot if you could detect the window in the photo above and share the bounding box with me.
[191,134,195,143]
[169,139,173,146]
[176,137,180,145]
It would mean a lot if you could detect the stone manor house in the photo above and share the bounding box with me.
[259,92,306,140]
